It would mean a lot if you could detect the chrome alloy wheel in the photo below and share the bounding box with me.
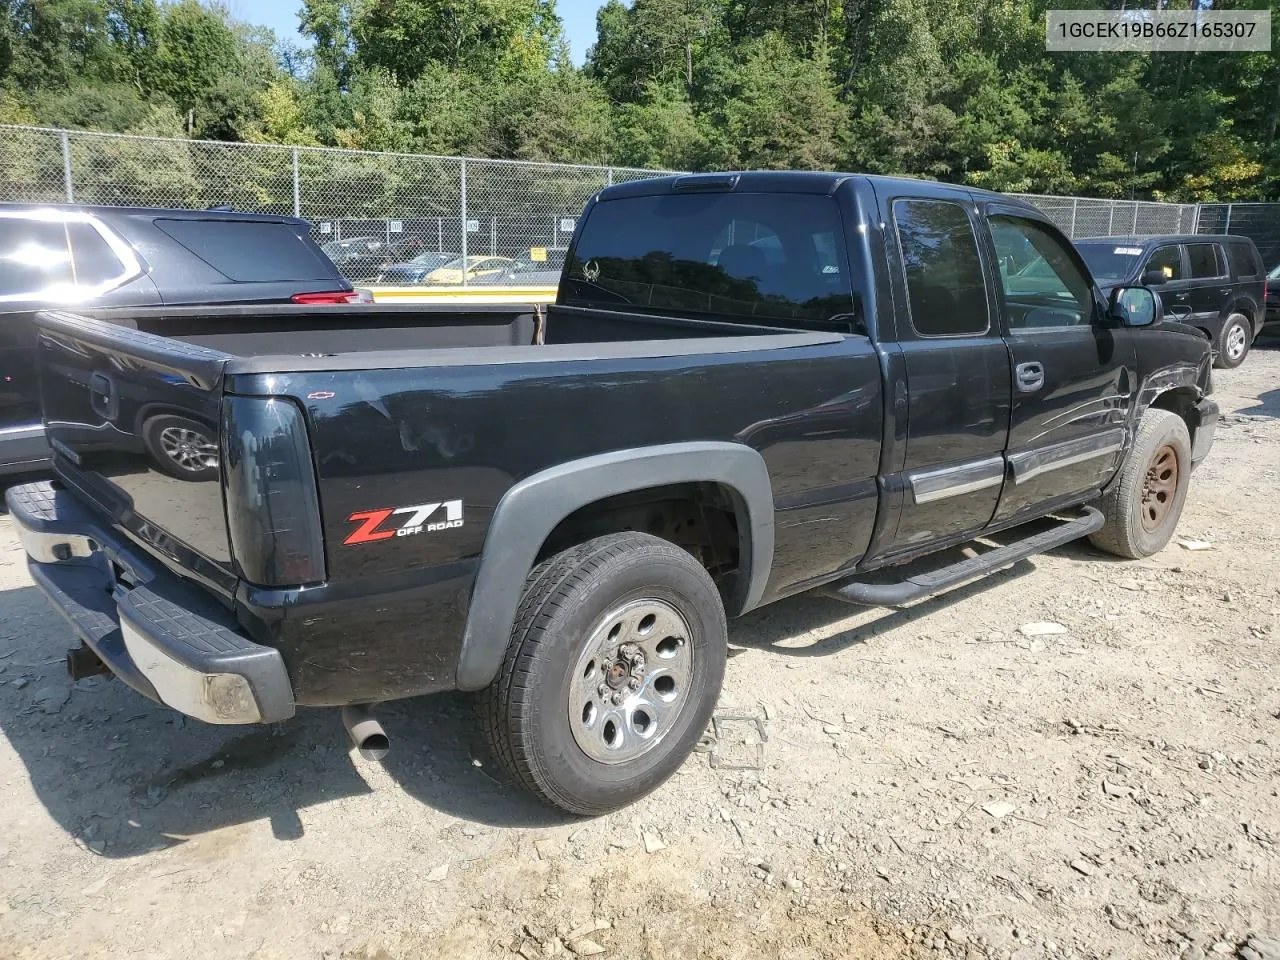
[158,425,217,473]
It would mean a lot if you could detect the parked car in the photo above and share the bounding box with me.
[1072,234,1265,368]
[1265,263,1279,331]
[423,255,514,284]
[485,248,568,286]
[321,237,424,282]
[10,172,1217,817]
[377,251,460,285]
[0,203,363,475]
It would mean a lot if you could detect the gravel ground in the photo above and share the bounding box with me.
[0,344,1278,960]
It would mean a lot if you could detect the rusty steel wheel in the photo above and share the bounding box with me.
[1090,409,1191,559]
[1140,444,1179,532]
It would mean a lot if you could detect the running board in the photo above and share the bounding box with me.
[817,507,1104,608]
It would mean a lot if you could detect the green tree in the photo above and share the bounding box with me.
[352,0,563,82]
[715,33,843,169]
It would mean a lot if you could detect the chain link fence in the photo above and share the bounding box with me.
[1006,193,1200,239]
[3,123,1278,282]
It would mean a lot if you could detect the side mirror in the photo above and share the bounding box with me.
[1140,269,1167,286]
[1109,285,1161,328]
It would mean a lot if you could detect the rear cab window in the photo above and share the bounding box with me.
[156,219,335,282]
[562,192,859,331]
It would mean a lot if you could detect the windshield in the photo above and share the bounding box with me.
[514,249,567,271]
[1074,241,1145,282]
[409,251,453,266]
[322,239,377,256]
[440,256,497,270]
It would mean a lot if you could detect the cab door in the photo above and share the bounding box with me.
[1183,241,1232,330]
[982,204,1137,523]
[1144,242,1192,322]
[871,184,1012,556]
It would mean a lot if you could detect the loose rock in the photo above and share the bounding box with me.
[643,832,666,854]
[1019,621,1067,637]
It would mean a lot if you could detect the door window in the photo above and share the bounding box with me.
[1186,242,1224,279]
[0,219,74,299]
[990,215,1093,329]
[1145,245,1183,281]
[893,199,989,337]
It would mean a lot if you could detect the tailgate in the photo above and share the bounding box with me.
[34,310,237,589]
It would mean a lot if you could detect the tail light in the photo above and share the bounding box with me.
[221,396,327,586]
[291,290,370,304]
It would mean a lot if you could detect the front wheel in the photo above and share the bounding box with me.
[1089,409,1191,559]
[1214,313,1252,369]
[479,532,727,816]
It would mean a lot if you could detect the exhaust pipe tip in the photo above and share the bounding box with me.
[341,705,389,761]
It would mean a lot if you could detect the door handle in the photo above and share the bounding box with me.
[1174,293,1189,300]
[88,372,118,419]
[1015,361,1044,393]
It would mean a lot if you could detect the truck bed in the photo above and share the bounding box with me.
[87,302,797,361]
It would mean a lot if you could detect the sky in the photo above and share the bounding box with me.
[228,0,604,66]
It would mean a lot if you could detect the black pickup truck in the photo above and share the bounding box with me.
[8,172,1218,815]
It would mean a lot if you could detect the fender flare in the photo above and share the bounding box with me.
[454,441,774,691]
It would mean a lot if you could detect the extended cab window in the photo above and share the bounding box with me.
[990,216,1093,329]
[1186,242,1225,279]
[1145,245,1183,281]
[562,193,857,330]
[893,199,988,337]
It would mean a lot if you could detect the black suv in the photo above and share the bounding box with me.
[0,203,361,474]
[1072,234,1265,368]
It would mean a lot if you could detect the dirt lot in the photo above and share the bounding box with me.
[0,345,1278,960]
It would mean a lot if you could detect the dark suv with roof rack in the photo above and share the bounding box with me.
[0,202,363,475]
[1071,234,1265,368]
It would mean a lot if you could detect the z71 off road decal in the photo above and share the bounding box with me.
[343,500,464,545]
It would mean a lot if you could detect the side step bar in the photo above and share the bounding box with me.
[818,507,1104,608]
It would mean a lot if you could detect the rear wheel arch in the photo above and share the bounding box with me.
[454,442,774,691]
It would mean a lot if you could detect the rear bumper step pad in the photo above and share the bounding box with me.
[6,480,294,724]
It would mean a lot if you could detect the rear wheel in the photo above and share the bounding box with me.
[479,533,726,816]
[142,415,218,481]
[1089,409,1191,559]
[1214,313,1252,369]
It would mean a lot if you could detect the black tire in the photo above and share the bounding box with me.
[142,415,218,481]
[479,532,727,816]
[1089,409,1191,559]
[1214,313,1252,369]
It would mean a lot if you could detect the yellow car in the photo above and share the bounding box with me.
[424,256,514,285]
